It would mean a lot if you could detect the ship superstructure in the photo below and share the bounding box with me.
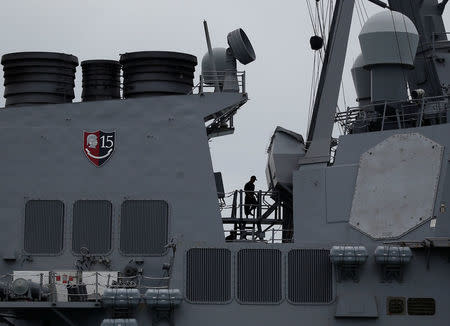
[0,1,449,325]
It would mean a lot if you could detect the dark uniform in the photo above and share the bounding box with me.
[244,180,257,217]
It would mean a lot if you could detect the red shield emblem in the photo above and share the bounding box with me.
[83,131,115,167]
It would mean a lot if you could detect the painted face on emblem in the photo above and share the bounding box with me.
[86,134,98,148]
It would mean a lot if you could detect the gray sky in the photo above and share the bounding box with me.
[0,1,448,193]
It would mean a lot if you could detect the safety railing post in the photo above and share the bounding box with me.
[418,98,425,127]
[381,101,387,131]
[95,272,99,302]
[257,190,262,218]
[39,273,43,301]
[199,75,204,94]
[138,273,142,293]
[50,271,56,302]
[242,71,246,93]
[239,190,243,219]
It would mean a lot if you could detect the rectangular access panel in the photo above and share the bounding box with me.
[120,200,168,255]
[186,248,231,303]
[407,298,435,315]
[237,249,282,303]
[72,200,112,254]
[288,249,333,303]
[24,200,64,254]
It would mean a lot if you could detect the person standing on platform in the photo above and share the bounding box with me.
[244,175,258,217]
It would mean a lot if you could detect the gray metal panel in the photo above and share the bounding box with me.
[325,165,358,223]
[72,200,112,254]
[24,200,64,254]
[236,249,282,303]
[335,294,379,318]
[288,249,333,304]
[350,133,443,239]
[186,248,231,303]
[120,200,168,255]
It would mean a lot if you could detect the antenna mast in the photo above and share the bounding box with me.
[301,0,355,165]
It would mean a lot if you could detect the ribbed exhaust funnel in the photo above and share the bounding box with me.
[120,51,197,98]
[1,52,78,107]
[81,60,121,102]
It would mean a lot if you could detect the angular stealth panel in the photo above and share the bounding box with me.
[24,200,64,254]
[120,200,168,255]
[237,249,282,303]
[72,200,112,254]
[288,249,333,303]
[350,133,443,239]
[186,248,231,303]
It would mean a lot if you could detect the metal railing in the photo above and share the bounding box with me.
[220,190,293,242]
[220,190,281,219]
[190,71,246,95]
[0,271,170,303]
[224,228,294,243]
[335,95,449,134]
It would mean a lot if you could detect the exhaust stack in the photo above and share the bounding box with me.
[81,60,121,102]
[1,52,78,107]
[119,51,197,98]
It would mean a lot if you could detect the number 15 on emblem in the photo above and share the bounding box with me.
[83,130,116,167]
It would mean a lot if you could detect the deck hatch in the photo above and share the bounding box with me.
[237,249,282,303]
[120,200,168,255]
[288,249,333,303]
[24,200,64,254]
[72,200,112,254]
[186,248,231,303]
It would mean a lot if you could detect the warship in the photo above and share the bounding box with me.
[0,0,449,325]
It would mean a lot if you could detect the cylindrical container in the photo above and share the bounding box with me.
[1,52,78,107]
[11,278,50,299]
[81,60,121,102]
[120,51,197,98]
[102,288,141,308]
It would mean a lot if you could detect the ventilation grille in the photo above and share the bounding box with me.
[24,200,64,254]
[237,249,282,303]
[72,200,112,254]
[288,249,333,303]
[120,200,168,255]
[186,248,231,303]
[387,297,405,315]
[407,298,435,315]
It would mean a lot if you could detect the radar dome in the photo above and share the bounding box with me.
[351,54,371,105]
[359,11,419,67]
[201,47,237,85]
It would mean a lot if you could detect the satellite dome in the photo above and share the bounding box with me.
[351,54,371,104]
[359,11,419,67]
[201,47,237,85]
